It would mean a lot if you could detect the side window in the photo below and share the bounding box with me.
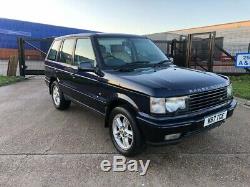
[59,39,75,64]
[47,40,61,61]
[74,38,95,66]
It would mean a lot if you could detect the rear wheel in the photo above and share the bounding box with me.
[109,106,145,156]
[51,81,71,110]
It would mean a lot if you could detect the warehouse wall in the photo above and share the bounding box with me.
[147,21,250,55]
[0,18,96,48]
[0,18,98,75]
[0,18,97,58]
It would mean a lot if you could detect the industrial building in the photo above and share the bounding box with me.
[0,18,96,59]
[147,20,250,56]
[0,18,97,75]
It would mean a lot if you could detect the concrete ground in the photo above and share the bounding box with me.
[0,77,249,187]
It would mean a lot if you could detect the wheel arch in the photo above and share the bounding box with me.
[49,77,57,94]
[104,94,139,127]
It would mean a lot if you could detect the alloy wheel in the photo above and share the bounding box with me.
[112,114,134,150]
[52,85,60,106]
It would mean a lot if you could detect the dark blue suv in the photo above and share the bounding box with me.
[45,33,237,156]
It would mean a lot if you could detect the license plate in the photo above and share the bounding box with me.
[204,111,227,127]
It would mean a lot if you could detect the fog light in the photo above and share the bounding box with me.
[164,133,181,141]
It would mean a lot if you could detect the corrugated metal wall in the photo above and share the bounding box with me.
[0,18,97,49]
[0,18,98,75]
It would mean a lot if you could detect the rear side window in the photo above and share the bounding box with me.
[47,40,61,61]
[74,38,95,66]
[59,39,76,64]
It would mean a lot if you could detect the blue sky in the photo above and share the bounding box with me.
[1,0,250,34]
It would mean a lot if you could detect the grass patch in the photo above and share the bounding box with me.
[229,75,250,100]
[0,76,24,87]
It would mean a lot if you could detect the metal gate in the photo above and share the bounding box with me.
[186,32,216,72]
[153,40,172,57]
[153,37,187,67]
[171,39,187,67]
[153,31,249,74]
[153,33,216,70]
[18,37,54,76]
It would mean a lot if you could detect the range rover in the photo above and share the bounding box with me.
[45,33,237,156]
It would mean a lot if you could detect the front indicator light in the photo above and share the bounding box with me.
[150,97,166,114]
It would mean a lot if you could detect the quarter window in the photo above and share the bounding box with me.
[47,40,61,61]
[74,38,95,66]
[59,39,75,64]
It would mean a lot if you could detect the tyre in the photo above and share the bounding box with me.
[51,81,71,110]
[109,106,145,156]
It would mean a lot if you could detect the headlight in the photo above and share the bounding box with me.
[150,97,166,114]
[165,96,188,113]
[227,83,233,98]
[150,96,188,114]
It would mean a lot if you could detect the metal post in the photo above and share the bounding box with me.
[208,32,216,72]
[17,38,26,77]
[167,42,170,56]
[171,39,176,58]
[186,34,192,68]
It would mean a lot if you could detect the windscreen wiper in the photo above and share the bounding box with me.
[114,61,151,71]
[155,59,172,66]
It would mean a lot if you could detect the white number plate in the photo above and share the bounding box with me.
[204,111,227,127]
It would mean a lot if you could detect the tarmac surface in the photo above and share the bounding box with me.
[0,77,249,186]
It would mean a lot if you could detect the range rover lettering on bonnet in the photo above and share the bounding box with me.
[188,83,228,94]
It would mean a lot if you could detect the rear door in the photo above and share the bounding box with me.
[56,38,77,96]
[45,39,62,82]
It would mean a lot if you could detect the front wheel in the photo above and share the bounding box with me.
[51,81,71,110]
[109,107,145,156]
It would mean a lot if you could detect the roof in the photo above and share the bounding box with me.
[55,33,145,39]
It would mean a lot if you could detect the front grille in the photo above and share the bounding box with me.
[189,87,228,112]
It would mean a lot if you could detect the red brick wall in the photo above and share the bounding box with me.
[0,48,43,60]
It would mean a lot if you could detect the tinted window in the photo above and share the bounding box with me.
[59,39,75,64]
[47,40,61,61]
[74,38,95,66]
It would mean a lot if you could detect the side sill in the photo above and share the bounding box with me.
[64,94,106,117]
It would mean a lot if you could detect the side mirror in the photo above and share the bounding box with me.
[169,57,174,63]
[78,61,95,72]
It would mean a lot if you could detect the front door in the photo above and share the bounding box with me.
[70,38,106,114]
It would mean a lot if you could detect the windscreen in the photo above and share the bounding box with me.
[97,37,169,68]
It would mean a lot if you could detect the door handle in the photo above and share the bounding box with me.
[70,73,76,79]
[54,68,58,73]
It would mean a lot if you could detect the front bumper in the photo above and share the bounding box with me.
[136,99,237,145]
